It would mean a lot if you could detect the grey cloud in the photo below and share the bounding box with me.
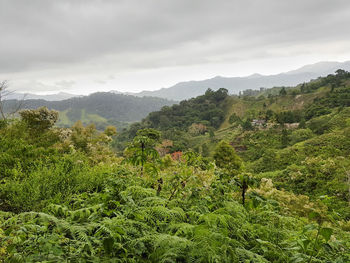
[11,80,75,93]
[19,80,58,93]
[0,0,350,73]
[94,79,107,84]
[55,80,76,88]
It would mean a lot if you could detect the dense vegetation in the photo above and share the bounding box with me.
[144,88,229,130]
[1,71,350,262]
[115,88,230,152]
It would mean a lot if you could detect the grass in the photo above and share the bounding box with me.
[81,108,108,124]
[57,108,108,128]
[57,109,71,127]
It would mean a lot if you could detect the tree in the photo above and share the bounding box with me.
[136,128,161,142]
[188,123,207,136]
[335,69,346,77]
[279,87,287,96]
[19,106,58,133]
[208,128,215,139]
[281,129,289,148]
[156,139,173,157]
[265,109,274,121]
[0,80,25,121]
[104,125,117,137]
[229,113,241,124]
[70,121,101,152]
[213,141,242,173]
[125,128,161,175]
[0,80,8,120]
[242,119,253,131]
[300,83,307,93]
[201,143,210,157]
[213,88,229,101]
[298,118,306,129]
[237,173,255,205]
[213,141,257,205]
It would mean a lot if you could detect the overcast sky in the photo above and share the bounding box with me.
[1,0,350,94]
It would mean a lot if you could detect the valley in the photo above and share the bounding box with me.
[1,70,350,262]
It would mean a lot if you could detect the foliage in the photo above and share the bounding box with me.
[188,123,208,136]
[213,141,242,174]
[4,92,174,129]
[142,88,229,131]
[124,129,161,176]
[2,71,350,261]
[19,107,59,134]
[1,163,349,262]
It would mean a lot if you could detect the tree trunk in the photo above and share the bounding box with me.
[141,142,145,176]
[242,181,248,205]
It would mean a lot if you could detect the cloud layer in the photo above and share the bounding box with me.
[1,0,350,93]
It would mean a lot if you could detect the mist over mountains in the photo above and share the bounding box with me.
[5,92,80,101]
[4,93,175,128]
[124,61,350,100]
[7,61,350,102]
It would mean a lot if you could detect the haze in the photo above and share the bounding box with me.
[1,0,350,95]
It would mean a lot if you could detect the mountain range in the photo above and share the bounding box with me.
[7,61,350,102]
[4,93,174,128]
[118,61,350,100]
[4,60,350,129]
[5,92,79,101]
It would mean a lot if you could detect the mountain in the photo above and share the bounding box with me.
[4,92,175,129]
[285,61,350,75]
[117,70,350,218]
[9,61,350,102]
[2,70,350,262]
[6,92,80,101]
[129,61,350,101]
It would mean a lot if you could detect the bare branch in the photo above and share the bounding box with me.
[0,81,8,120]
[0,80,25,120]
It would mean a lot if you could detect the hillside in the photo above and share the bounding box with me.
[4,92,175,129]
[116,70,350,217]
[118,69,349,147]
[1,71,350,261]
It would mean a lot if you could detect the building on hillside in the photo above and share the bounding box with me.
[251,119,266,127]
[284,123,299,129]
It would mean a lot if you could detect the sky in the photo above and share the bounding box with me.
[1,0,350,95]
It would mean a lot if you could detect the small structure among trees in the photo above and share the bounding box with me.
[251,119,266,127]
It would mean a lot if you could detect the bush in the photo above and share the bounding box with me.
[290,128,314,144]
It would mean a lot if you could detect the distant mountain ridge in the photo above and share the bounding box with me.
[5,92,80,101]
[7,61,350,103]
[111,61,350,101]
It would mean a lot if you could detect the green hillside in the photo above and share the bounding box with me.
[57,108,109,129]
[4,92,175,130]
[116,69,350,218]
[1,70,350,261]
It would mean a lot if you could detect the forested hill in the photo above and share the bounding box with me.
[145,88,230,130]
[116,70,350,220]
[118,69,350,150]
[1,70,350,262]
[115,88,230,149]
[4,92,175,128]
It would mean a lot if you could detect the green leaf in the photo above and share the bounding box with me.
[308,211,320,220]
[303,224,317,233]
[320,227,333,242]
[103,237,114,255]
